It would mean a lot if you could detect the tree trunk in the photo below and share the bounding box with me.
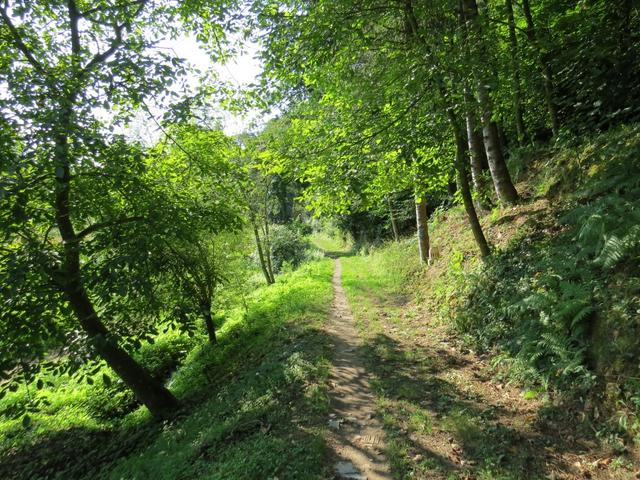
[462,0,519,205]
[202,305,217,344]
[449,112,491,258]
[522,0,559,137]
[263,221,275,281]
[476,83,520,205]
[414,195,430,264]
[406,0,489,258]
[387,196,400,242]
[54,104,178,420]
[505,0,527,145]
[252,223,274,285]
[465,88,492,211]
[65,283,180,417]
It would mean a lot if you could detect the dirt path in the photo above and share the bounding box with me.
[325,259,393,480]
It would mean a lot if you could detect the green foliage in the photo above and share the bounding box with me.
[562,195,640,269]
[0,0,243,414]
[0,260,335,480]
[310,227,353,255]
[269,224,310,272]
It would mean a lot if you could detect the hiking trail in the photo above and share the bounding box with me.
[325,258,392,480]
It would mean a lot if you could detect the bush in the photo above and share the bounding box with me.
[83,380,137,420]
[269,224,310,272]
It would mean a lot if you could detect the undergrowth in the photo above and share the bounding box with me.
[453,125,640,443]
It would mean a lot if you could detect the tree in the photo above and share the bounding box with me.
[505,0,527,145]
[520,0,559,137]
[461,0,520,205]
[238,140,277,285]
[149,124,245,343]
[164,233,247,344]
[0,0,234,418]
[251,0,491,258]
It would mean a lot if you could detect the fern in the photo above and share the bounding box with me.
[563,195,640,268]
[576,213,606,257]
[595,224,640,269]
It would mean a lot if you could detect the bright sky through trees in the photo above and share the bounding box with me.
[126,34,263,142]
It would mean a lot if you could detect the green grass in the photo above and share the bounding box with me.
[309,230,353,255]
[341,239,418,300]
[0,259,335,480]
[339,241,562,479]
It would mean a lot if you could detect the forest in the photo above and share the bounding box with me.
[1,0,639,479]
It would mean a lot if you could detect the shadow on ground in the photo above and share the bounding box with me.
[359,329,608,479]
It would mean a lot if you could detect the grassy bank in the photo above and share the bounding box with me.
[1,260,335,480]
[338,124,640,478]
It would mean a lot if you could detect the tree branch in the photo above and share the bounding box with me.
[80,23,125,75]
[79,0,146,76]
[77,216,144,239]
[68,0,81,56]
[0,5,48,77]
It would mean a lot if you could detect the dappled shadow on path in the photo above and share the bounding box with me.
[359,328,605,479]
[324,258,392,479]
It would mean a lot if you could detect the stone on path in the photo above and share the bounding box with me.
[335,461,367,480]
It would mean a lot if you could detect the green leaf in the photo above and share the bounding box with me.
[523,389,541,400]
[102,374,112,388]
[36,379,44,390]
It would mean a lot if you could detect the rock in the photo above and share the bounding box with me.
[329,418,343,430]
[335,461,367,480]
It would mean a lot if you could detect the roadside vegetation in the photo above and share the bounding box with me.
[1,260,334,480]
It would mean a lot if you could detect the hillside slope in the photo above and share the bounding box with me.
[0,261,335,480]
[337,124,640,479]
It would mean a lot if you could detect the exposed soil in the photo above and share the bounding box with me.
[325,259,393,480]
